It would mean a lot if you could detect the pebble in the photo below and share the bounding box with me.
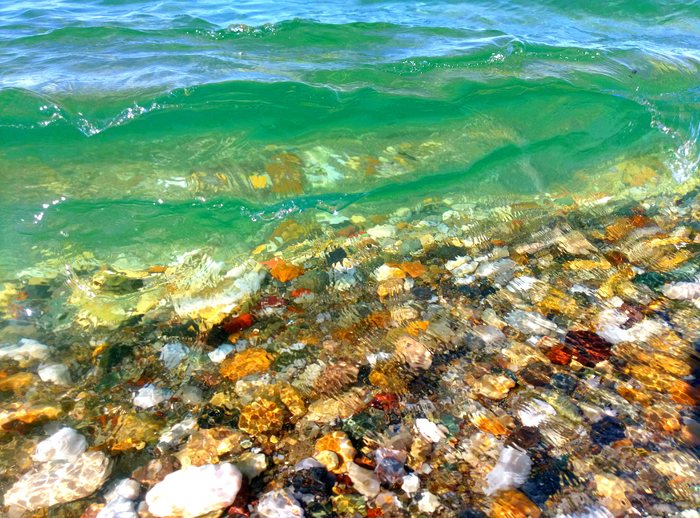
[37,363,72,385]
[208,343,235,363]
[97,478,141,518]
[0,338,49,362]
[145,463,242,518]
[347,461,381,498]
[33,427,87,463]
[367,224,396,239]
[235,451,267,480]
[160,341,189,369]
[417,491,441,513]
[661,281,700,300]
[517,399,556,427]
[505,310,559,336]
[291,466,335,496]
[133,384,173,409]
[4,450,111,511]
[485,446,532,495]
[402,473,421,495]
[256,488,304,518]
[415,418,446,443]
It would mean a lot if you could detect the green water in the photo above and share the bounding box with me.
[1,1,699,276]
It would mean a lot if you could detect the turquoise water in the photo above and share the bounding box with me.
[0,0,699,274]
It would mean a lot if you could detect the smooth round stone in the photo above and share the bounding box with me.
[256,488,304,518]
[145,463,242,518]
[33,427,87,463]
[37,363,72,385]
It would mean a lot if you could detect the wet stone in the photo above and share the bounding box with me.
[326,247,348,266]
[197,404,237,429]
[291,467,336,496]
[411,285,434,300]
[519,362,553,387]
[564,330,612,367]
[590,415,626,446]
[550,372,578,395]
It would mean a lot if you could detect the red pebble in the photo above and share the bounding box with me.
[369,393,400,412]
[547,344,572,365]
[564,330,612,367]
[258,295,287,309]
[222,313,255,334]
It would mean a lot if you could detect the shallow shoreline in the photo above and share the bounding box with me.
[1,172,699,517]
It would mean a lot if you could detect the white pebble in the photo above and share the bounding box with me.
[38,363,72,385]
[417,491,441,513]
[347,461,381,498]
[160,341,189,369]
[662,281,700,300]
[208,343,235,363]
[517,399,556,427]
[256,488,304,518]
[33,427,87,463]
[485,446,532,495]
[133,384,172,409]
[0,338,49,362]
[415,418,446,443]
[401,473,421,495]
[145,463,242,518]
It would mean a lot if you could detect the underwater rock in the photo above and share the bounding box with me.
[291,466,335,496]
[485,446,532,495]
[145,463,242,518]
[590,416,626,446]
[257,488,304,518]
[220,347,274,382]
[491,489,541,518]
[0,403,62,427]
[505,310,559,336]
[133,384,173,409]
[417,491,441,513]
[237,398,284,436]
[208,343,235,363]
[97,478,141,518]
[0,338,49,363]
[37,363,72,385]
[4,450,111,511]
[516,399,556,428]
[314,431,356,473]
[473,374,516,400]
[347,461,381,498]
[402,473,421,495]
[33,427,87,463]
[160,341,189,369]
[661,281,700,300]
[563,330,612,367]
[415,418,446,443]
[395,335,432,369]
[375,448,406,485]
[0,372,37,393]
[174,427,244,468]
[234,451,267,480]
[312,361,359,397]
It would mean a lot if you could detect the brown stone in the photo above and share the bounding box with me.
[490,490,541,518]
[220,348,273,382]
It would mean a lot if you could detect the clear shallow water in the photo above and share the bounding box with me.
[0,0,699,274]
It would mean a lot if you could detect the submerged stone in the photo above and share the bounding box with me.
[145,463,242,518]
[590,416,626,446]
[4,450,111,511]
